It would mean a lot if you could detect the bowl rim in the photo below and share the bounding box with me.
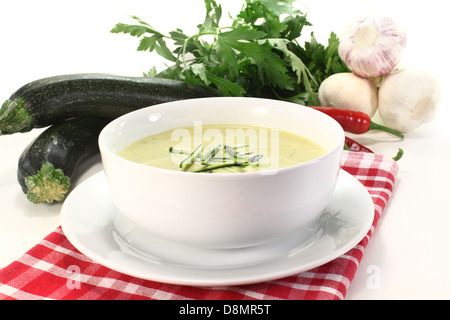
[98,97,345,178]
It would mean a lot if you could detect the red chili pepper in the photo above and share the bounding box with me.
[344,136,404,161]
[310,106,404,139]
[344,136,374,153]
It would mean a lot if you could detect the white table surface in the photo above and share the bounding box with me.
[1,0,449,300]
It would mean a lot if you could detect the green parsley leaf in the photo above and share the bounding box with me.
[137,35,159,51]
[206,73,246,97]
[112,0,349,105]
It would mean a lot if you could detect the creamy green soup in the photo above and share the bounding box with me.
[119,124,326,173]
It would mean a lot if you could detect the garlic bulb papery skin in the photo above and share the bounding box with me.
[318,72,378,117]
[338,16,407,79]
[378,68,442,133]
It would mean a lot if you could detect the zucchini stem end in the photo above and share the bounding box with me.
[0,98,34,135]
[25,162,71,204]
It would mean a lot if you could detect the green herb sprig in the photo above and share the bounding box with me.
[111,0,349,106]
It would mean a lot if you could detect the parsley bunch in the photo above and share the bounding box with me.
[111,0,349,105]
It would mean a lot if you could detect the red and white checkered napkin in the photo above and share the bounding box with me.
[0,151,398,300]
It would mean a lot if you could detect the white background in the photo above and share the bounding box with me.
[0,0,449,299]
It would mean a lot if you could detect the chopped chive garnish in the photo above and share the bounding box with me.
[232,144,250,150]
[180,144,204,170]
[201,145,222,164]
[224,145,250,164]
[168,146,189,155]
[248,154,263,163]
[170,144,263,173]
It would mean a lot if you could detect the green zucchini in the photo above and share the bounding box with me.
[17,117,111,204]
[0,73,220,135]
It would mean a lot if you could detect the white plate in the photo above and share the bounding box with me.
[60,170,374,286]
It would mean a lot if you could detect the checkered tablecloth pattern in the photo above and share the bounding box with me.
[0,151,399,300]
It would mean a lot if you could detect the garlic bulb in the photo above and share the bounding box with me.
[318,72,378,117]
[338,16,407,79]
[378,68,441,133]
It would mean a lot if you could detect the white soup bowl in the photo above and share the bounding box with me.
[98,97,345,249]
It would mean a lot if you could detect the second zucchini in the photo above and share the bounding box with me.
[17,117,111,204]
